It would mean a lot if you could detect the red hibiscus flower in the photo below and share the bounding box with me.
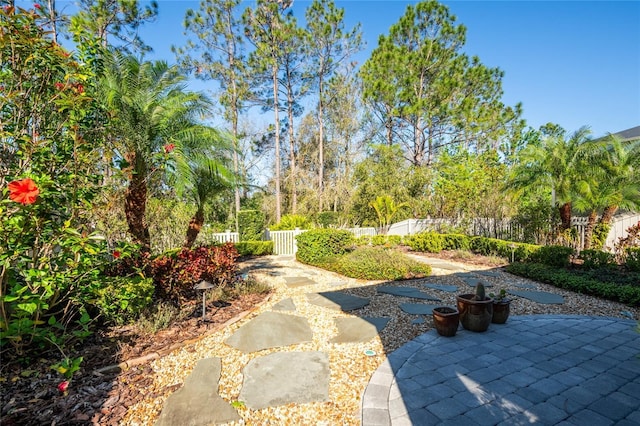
[113,250,121,259]
[57,381,69,393]
[75,84,84,94]
[164,143,175,153]
[54,82,64,90]
[34,4,41,9]
[8,178,39,205]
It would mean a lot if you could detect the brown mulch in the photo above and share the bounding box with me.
[0,292,270,426]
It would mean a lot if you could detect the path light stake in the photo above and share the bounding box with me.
[194,280,215,323]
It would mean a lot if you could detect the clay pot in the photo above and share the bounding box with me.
[432,307,460,337]
[456,294,493,332]
[492,301,511,324]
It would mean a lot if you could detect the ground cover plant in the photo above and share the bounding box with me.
[296,229,431,280]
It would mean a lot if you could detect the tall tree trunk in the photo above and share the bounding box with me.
[125,166,150,251]
[183,208,205,249]
[317,74,324,212]
[287,96,297,214]
[559,202,572,230]
[583,210,597,250]
[600,205,618,225]
[272,65,281,222]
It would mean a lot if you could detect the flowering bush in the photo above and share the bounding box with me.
[0,6,107,356]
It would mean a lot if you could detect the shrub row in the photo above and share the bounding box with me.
[506,262,640,306]
[405,232,540,262]
[235,241,273,256]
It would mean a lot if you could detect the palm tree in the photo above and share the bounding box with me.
[99,53,216,251]
[508,126,592,231]
[176,153,235,249]
[596,135,640,225]
[370,195,409,234]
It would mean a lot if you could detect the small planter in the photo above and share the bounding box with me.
[456,294,493,332]
[432,307,459,337]
[492,301,511,324]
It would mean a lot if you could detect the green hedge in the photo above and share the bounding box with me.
[528,245,573,268]
[442,234,471,250]
[506,262,640,306]
[235,241,273,256]
[296,228,354,264]
[405,231,444,253]
[578,249,615,269]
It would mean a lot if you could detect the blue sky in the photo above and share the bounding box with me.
[23,0,640,138]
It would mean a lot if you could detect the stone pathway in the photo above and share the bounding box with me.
[155,255,638,425]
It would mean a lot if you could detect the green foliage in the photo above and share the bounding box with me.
[270,214,311,230]
[405,232,444,253]
[468,237,538,262]
[369,195,409,231]
[235,241,274,256]
[330,247,432,280]
[237,209,266,241]
[626,248,640,272]
[442,234,471,251]
[358,235,402,248]
[1,6,106,356]
[578,249,614,270]
[51,356,84,380]
[135,301,187,334]
[296,229,354,264]
[591,223,610,250]
[506,262,640,306]
[315,211,340,228]
[528,245,574,268]
[93,276,155,325]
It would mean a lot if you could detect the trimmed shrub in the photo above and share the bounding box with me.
[506,262,640,306]
[579,249,615,269]
[356,235,372,245]
[235,240,274,256]
[93,276,154,325]
[626,248,640,272]
[296,229,354,264]
[528,245,573,268]
[370,234,402,247]
[331,247,432,280]
[442,234,471,251]
[405,231,444,253]
[315,211,340,228]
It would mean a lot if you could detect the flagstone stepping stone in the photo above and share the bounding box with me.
[424,283,459,293]
[377,286,441,301]
[412,318,425,324]
[475,269,502,278]
[283,276,317,288]
[225,311,313,353]
[155,358,240,425]
[458,275,493,288]
[305,270,318,276]
[399,303,441,315]
[272,298,296,311]
[511,282,537,289]
[422,259,466,271]
[307,291,370,311]
[509,289,565,304]
[240,351,329,410]
[331,317,391,343]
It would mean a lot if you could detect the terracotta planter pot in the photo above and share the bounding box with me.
[432,307,459,337]
[456,294,493,332]
[492,301,511,324]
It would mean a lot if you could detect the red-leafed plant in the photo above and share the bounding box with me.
[151,243,240,302]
